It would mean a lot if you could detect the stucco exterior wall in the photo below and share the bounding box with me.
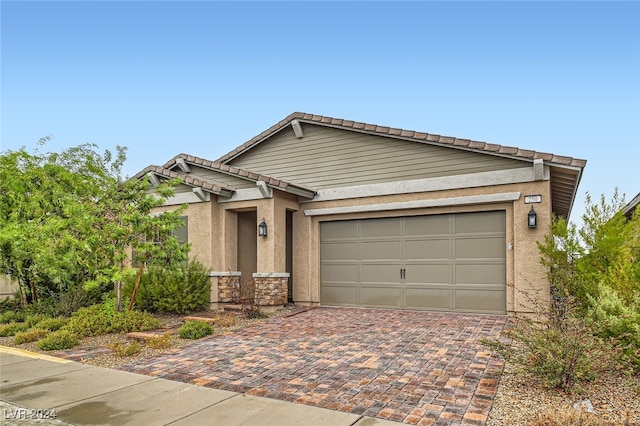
[152,172,553,315]
[0,274,18,299]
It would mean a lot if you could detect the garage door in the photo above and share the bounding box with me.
[320,211,506,314]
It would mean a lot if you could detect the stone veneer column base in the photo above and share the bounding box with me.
[252,273,289,306]
[209,271,241,304]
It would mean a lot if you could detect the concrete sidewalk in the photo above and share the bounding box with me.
[0,347,403,426]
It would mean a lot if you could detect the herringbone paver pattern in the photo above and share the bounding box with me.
[120,308,506,425]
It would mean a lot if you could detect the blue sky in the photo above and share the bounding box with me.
[1,1,639,223]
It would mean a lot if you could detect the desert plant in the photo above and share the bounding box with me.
[123,259,210,314]
[24,314,47,328]
[213,314,236,328]
[0,310,26,324]
[14,328,50,345]
[146,334,172,349]
[483,292,619,391]
[0,322,29,337]
[34,317,68,331]
[538,190,640,371]
[527,407,603,426]
[178,320,213,339]
[109,341,142,357]
[234,278,266,319]
[36,330,78,351]
[63,300,161,337]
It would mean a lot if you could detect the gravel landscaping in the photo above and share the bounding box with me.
[1,307,638,425]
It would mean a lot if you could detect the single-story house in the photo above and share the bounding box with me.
[135,112,586,315]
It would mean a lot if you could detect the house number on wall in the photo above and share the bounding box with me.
[524,194,542,204]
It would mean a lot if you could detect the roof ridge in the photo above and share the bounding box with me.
[215,112,587,168]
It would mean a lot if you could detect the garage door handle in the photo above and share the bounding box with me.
[400,268,406,279]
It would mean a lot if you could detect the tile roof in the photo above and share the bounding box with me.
[134,165,235,196]
[216,112,587,169]
[163,154,317,195]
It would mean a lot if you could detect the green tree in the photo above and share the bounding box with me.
[0,139,188,309]
[538,189,640,367]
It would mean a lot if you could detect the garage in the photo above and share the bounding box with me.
[320,211,506,314]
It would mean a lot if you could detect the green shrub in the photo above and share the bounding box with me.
[36,330,79,351]
[483,297,618,391]
[586,283,640,369]
[178,320,213,339]
[63,300,161,337]
[24,314,48,328]
[0,311,26,324]
[35,317,68,331]
[109,341,142,357]
[146,334,172,349]
[123,259,210,314]
[0,322,29,337]
[14,328,50,345]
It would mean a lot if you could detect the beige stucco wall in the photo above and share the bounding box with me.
[0,274,18,299]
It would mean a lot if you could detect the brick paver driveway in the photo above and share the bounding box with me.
[120,308,507,425]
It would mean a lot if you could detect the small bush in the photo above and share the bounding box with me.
[213,314,236,328]
[483,298,618,391]
[585,283,640,369]
[109,341,142,357]
[35,317,68,331]
[123,259,211,314]
[64,300,161,337]
[235,279,266,319]
[528,407,603,426]
[146,334,172,349]
[24,314,48,328]
[0,311,26,324]
[0,322,29,337]
[14,328,50,345]
[36,330,78,351]
[178,321,213,339]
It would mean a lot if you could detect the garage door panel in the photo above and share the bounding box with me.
[456,264,505,285]
[321,221,358,239]
[455,289,506,313]
[455,211,506,233]
[455,237,505,259]
[405,239,451,260]
[404,263,451,284]
[404,215,450,236]
[360,286,401,308]
[361,264,402,283]
[361,241,402,260]
[321,242,358,261]
[321,264,358,282]
[322,285,358,305]
[405,288,451,310]
[361,218,402,237]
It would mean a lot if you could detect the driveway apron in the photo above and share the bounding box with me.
[119,308,507,425]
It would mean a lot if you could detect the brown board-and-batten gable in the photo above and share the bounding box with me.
[218,112,587,219]
[224,122,528,190]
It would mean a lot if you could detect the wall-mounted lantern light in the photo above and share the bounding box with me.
[258,218,268,237]
[528,206,537,228]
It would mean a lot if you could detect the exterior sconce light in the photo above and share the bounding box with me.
[528,206,537,228]
[258,218,268,237]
